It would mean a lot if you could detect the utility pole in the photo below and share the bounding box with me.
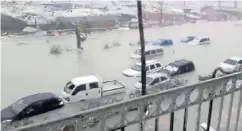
[234,1,237,8]
[159,1,163,25]
[137,1,146,131]
[183,1,186,22]
[218,0,221,8]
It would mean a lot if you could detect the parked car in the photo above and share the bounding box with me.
[160,59,195,77]
[131,46,164,59]
[134,73,170,90]
[181,36,210,45]
[122,60,163,77]
[152,39,173,46]
[61,75,125,102]
[180,36,196,43]
[1,92,64,123]
[219,56,242,73]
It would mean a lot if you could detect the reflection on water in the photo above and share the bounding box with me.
[2,21,242,109]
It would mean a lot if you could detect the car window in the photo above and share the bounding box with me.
[200,38,206,42]
[160,76,167,81]
[238,60,242,64]
[90,82,99,89]
[145,51,150,55]
[155,63,161,68]
[150,50,156,54]
[72,84,86,95]
[24,106,36,117]
[150,64,155,70]
[150,78,160,85]
[157,49,163,53]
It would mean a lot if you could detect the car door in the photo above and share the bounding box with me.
[159,76,169,90]
[155,63,162,71]
[149,64,156,73]
[71,84,87,101]
[146,66,150,73]
[22,102,43,119]
[87,82,101,100]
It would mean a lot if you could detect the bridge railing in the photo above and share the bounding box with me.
[5,72,242,131]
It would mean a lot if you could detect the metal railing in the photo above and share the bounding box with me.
[4,72,242,131]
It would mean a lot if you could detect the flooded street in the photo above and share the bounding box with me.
[1,21,242,130]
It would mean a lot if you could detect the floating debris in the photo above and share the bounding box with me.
[17,42,28,46]
[50,45,62,54]
[103,44,110,50]
[112,41,121,47]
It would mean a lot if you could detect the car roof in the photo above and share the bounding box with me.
[136,60,161,66]
[71,75,100,86]
[135,46,163,51]
[147,73,168,79]
[14,92,58,106]
[169,59,194,67]
[228,56,242,61]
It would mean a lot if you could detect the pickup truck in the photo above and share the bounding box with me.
[61,75,126,102]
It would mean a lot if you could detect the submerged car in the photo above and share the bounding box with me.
[160,59,195,77]
[134,73,170,90]
[219,56,242,73]
[180,36,196,43]
[123,60,163,77]
[1,92,64,123]
[131,46,164,59]
[181,36,210,45]
[152,39,173,46]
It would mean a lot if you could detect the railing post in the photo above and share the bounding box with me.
[169,112,174,131]
[206,100,213,131]
[183,108,188,131]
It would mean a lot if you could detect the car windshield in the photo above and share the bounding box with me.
[64,81,75,94]
[223,59,238,65]
[11,99,28,114]
[131,64,141,71]
[160,65,178,75]
[139,77,153,85]
[133,49,141,55]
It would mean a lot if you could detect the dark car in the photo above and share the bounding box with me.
[1,92,64,122]
[160,59,195,77]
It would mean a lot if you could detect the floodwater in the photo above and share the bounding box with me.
[1,21,242,130]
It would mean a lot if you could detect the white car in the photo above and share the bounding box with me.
[182,36,211,45]
[122,60,163,77]
[131,46,164,59]
[219,56,242,73]
[134,73,170,91]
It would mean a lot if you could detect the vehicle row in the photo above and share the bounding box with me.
[2,56,241,125]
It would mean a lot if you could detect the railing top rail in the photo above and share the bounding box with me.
[7,72,242,131]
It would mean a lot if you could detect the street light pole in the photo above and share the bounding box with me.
[137,1,146,131]
[137,0,146,96]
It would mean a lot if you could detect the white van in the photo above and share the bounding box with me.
[122,60,163,77]
[61,75,125,102]
[131,46,164,59]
